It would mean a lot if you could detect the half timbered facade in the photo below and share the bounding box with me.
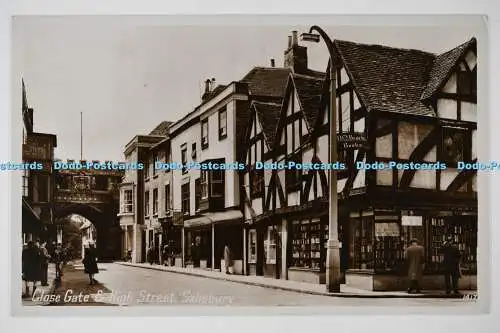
[242,36,478,291]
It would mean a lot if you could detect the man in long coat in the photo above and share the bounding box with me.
[405,238,425,294]
[442,234,462,295]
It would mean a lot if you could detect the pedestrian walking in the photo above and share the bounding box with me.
[442,234,462,295]
[22,241,40,296]
[53,243,64,281]
[224,244,233,274]
[83,242,99,285]
[405,238,425,294]
[39,241,51,286]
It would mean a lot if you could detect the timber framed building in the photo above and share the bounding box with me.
[241,35,477,291]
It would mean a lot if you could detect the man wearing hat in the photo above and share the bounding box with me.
[442,234,462,295]
[405,238,425,294]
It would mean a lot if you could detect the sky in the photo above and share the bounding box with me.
[12,16,482,162]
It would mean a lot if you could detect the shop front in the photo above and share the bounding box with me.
[345,208,478,291]
[245,212,284,279]
[183,210,243,272]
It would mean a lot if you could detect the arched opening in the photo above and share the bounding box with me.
[54,203,121,261]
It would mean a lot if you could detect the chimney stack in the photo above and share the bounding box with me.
[292,31,298,46]
[284,30,309,74]
[270,58,275,67]
[204,79,211,93]
[211,78,216,90]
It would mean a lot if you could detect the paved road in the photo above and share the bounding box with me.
[35,263,476,307]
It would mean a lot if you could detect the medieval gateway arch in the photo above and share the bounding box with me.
[54,160,124,261]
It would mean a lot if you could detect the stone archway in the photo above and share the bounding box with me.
[54,203,121,261]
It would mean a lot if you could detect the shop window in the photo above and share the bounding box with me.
[219,107,227,140]
[201,119,209,149]
[248,229,257,263]
[181,182,190,215]
[349,216,374,270]
[144,191,149,217]
[427,216,477,275]
[122,189,133,213]
[291,218,326,270]
[264,226,277,264]
[374,221,404,273]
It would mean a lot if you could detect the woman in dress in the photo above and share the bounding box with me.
[83,243,99,285]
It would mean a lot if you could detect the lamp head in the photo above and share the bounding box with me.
[300,32,320,43]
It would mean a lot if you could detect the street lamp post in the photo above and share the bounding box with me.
[302,26,342,293]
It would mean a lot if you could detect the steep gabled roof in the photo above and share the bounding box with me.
[240,67,291,98]
[420,38,477,101]
[334,39,436,116]
[252,101,282,147]
[149,121,173,136]
[292,73,326,130]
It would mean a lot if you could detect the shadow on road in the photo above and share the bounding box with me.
[47,263,116,306]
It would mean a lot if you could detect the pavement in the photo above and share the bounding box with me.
[116,261,476,299]
[22,263,58,306]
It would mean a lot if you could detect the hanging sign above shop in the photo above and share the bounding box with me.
[337,132,368,150]
[402,215,423,226]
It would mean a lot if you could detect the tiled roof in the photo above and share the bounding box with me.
[333,38,476,116]
[292,73,326,130]
[421,38,476,100]
[240,67,292,97]
[334,39,436,116]
[149,121,173,136]
[253,101,282,146]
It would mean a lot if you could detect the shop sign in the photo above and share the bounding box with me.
[337,132,368,150]
[23,139,52,161]
[402,215,423,226]
[375,222,400,237]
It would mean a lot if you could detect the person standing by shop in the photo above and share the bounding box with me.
[405,238,425,294]
[191,236,201,268]
[224,244,233,274]
[22,241,40,297]
[442,234,462,295]
[83,242,99,285]
[147,244,155,265]
[39,241,51,286]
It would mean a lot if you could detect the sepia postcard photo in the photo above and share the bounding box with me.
[10,14,489,314]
